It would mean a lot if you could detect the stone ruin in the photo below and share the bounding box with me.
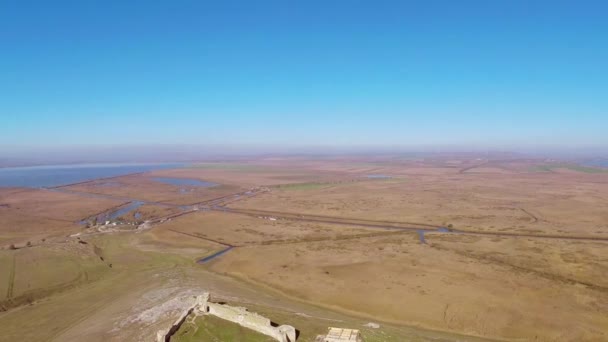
[317,327,363,342]
[156,292,297,342]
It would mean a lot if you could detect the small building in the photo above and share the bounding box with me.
[320,327,362,342]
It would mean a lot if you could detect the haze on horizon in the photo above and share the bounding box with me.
[1,1,607,159]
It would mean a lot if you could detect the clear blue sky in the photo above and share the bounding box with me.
[1,0,607,151]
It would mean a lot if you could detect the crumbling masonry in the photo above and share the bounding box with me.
[156,292,297,342]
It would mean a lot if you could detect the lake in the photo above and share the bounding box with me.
[0,163,183,188]
[365,174,392,179]
[584,160,608,168]
[152,177,217,188]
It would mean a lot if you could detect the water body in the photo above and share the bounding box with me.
[96,181,122,187]
[0,163,183,188]
[365,174,392,179]
[80,201,145,225]
[583,160,608,168]
[152,177,217,188]
[109,201,145,220]
[197,247,234,263]
[417,227,452,244]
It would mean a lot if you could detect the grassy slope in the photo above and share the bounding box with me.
[0,229,486,342]
[276,182,332,190]
[173,315,276,342]
[0,245,110,311]
[173,300,473,342]
[0,254,13,300]
[0,233,193,341]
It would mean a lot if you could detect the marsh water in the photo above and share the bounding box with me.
[197,247,234,263]
[80,201,147,225]
[0,163,182,188]
[584,160,608,168]
[417,227,452,244]
[0,166,225,225]
[109,201,145,221]
[365,174,392,179]
[152,177,217,188]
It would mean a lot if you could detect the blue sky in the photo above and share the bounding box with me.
[1,0,607,151]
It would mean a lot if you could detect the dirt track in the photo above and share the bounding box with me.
[56,186,608,245]
[213,206,608,243]
[5,254,15,300]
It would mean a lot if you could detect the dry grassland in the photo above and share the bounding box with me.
[158,211,398,246]
[0,189,125,246]
[149,163,350,187]
[63,174,243,205]
[210,232,608,341]
[0,241,111,311]
[0,229,473,342]
[231,169,608,237]
[1,159,607,342]
[0,188,124,222]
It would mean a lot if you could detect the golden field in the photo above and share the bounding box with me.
[0,158,607,341]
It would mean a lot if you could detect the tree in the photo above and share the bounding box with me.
[26,241,32,247]
[9,244,16,250]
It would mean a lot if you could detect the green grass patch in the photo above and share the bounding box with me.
[563,164,608,173]
[186,163,265,171]
[276,182,331,191]
[528,163,608,174]
[528,165,554,172]
[239,302,450,342]
[173,315,276,342]
[276,177,405,191]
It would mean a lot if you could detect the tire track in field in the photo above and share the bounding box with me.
[432,243,608,293]
[167,229,237,247]
[519,208,539,223]
[6,254,16,299]
[458,161,488,173]
[218,207,437,230]
[218,207,608,243]
[250,230,410,246]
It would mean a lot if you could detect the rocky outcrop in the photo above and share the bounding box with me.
[156,292,296,342]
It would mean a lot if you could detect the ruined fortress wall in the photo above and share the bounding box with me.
[208,303,269,325]
[157,293,296,342]
[207,302,295,342]
[156,297,200,342]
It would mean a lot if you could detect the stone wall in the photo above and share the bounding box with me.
[157,292,296,342]
[156,295,206,342]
